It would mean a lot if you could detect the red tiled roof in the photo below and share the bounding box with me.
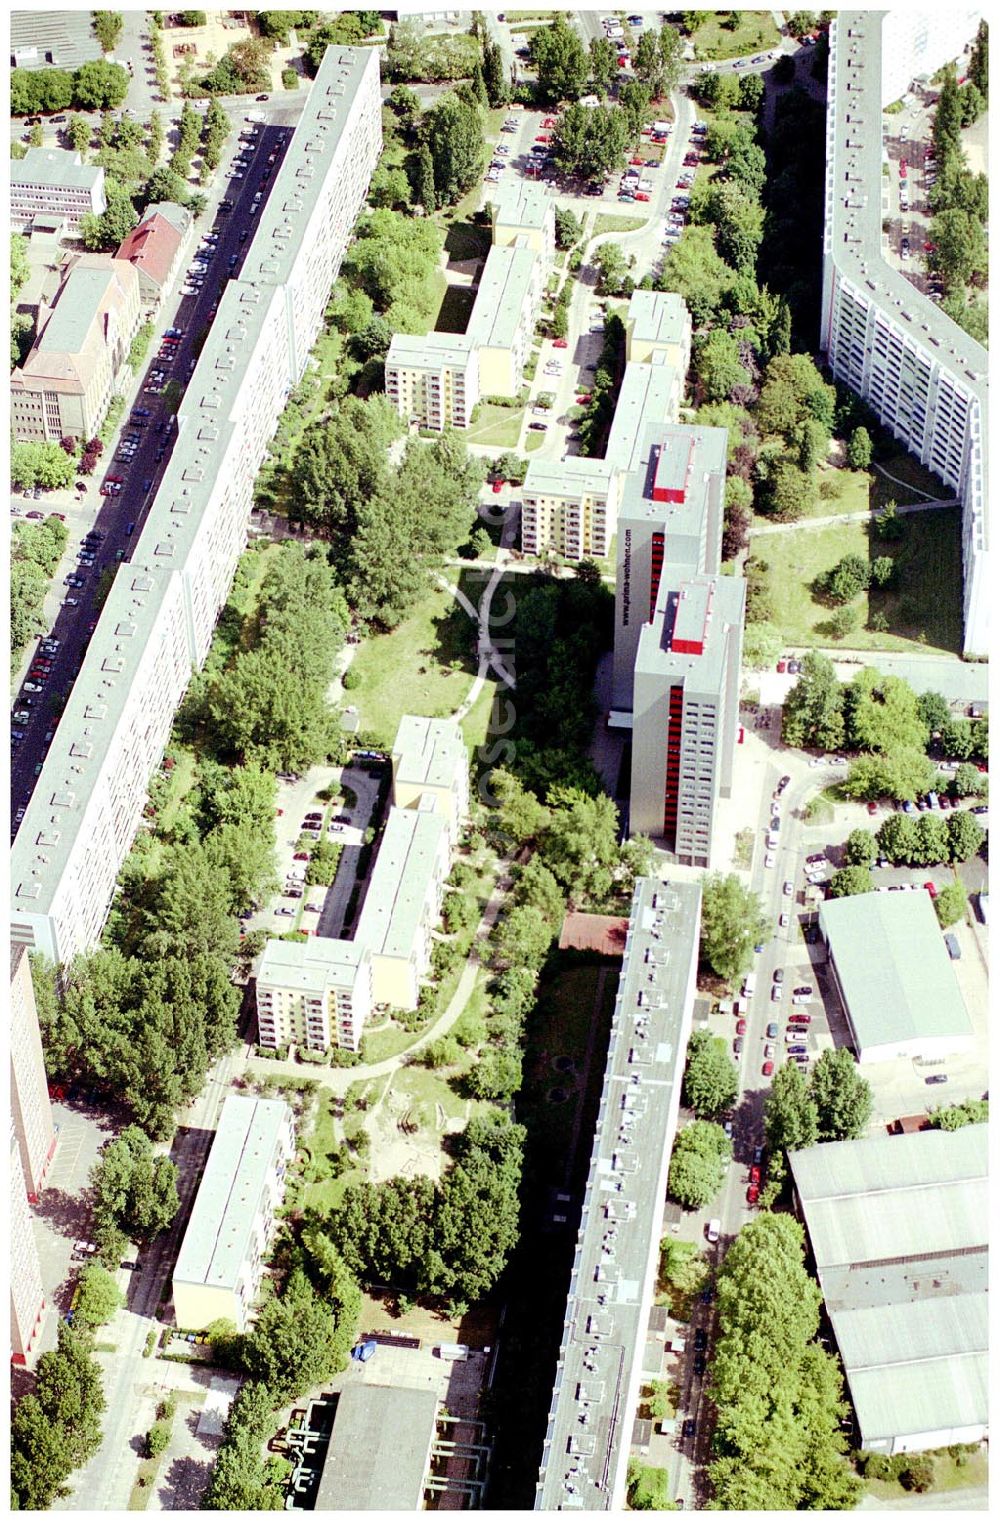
[116,212,181,288]
[558,911,629,958]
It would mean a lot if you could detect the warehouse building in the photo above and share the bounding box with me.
[789,1125,988,1454]
[172,1096,295,1332]
[314,1385,441,1511]
[536,877,701,1511]
[818,892,974,1064]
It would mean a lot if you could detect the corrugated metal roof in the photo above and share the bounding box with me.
[818,891,973,1050]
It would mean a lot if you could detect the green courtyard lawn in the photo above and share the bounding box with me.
[525,429,546,452]
[864,1447,987,1502]
[592,212,647,238]
[460,678,499,755]
[350,583,479,747]
[871,450,953,505]
[755,506,963,654]
[689,11,780,60]
[811,464,873,517]
[157,747,197,836]
[464,402,525,448]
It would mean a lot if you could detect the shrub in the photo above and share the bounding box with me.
[899,1456,935,1493]
[282,68,299,89]
[341,668,360,690]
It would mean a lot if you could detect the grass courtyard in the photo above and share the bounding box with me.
[689,11,780,60]
[350,583,480,747]
[754,506,963,654]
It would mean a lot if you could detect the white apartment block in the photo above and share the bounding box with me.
[391,714,469,845]
[10,47,383,966]
[172,1096,294,1332]
[385,332,480,430]
[466,242,544,397]
[256,938,373,1053]
[521,456,621,559]
[822,12,989,654]
[491,180,556,260]
[10,944,56,1200]
[11,567,190,967]
[10,1125,47,1366]
[11,146,106,230]
[355,806,451,1011]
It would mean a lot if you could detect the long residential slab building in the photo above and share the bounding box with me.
[10,46,383,967]
[822,11,988,654]
[535,876,701,1511]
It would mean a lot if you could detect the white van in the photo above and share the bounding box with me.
[743,973,757,999]
[706,1219,721,1243]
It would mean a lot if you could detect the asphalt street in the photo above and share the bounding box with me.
[11,110,299,837]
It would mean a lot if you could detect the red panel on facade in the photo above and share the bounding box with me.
[649,531,664,620]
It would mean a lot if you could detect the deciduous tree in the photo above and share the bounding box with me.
[683,1031,739,1119]
[808,1048,873,1140]
[699,873,769,985]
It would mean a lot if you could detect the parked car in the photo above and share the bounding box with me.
[788,1013,812,1026]
[766,1023,779,1040]
[762,1061,774,1077]
[925,1073,949,1085]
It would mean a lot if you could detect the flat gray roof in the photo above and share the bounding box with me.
[12,147,103,191]
[617,421,728,550]
[523,455,618,497]
[604,360,681,473]
[466,243,539,352]
[789,1126,988,1446]
[10,11,103,70]
[10,567,180,921]
[392,714,466,793]
[386,330,475,370]
[627,289,689,348]
[257,935,366,994]
[173,1095,292,1294]
[637,572,746,695]
[492,179,551,231]
[818,892,973,1052]
[356,807,447,960]
[536,876,701,1511]
[36,262,119,356]
[316,1384,439,1510]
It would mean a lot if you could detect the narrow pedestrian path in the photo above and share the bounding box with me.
[872,460,951,502]
[750,497,959,535]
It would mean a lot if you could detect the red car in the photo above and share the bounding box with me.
[762,1060,774,1078]
[630,155,643,165]
[542,117,556,127]
[492,478,506,494]
[736,1018,747,1036]
[535,133,551,143]
[635,191,650,201]
[867,799,878,814]
[749,1164,761,1186]
[293,851,311,861]
[553,337,568,348]
[746,1183,760,1204]
[576,392,592,404]
[776,659,787,673]
[925,881,938,898]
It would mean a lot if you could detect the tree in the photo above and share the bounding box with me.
[34,1324,106,1465]
[764,1061,819,1156]
[767,458,816,522]
[946,809,985,863]
[827,865,874,898]
[588,36,619,97]
[541,785,622,905]
[825,553,870,604]
[968,19,988,100]
[657,224,735,327]
[742,621,783,670]
[844,669,928,755]
[929,206,987,293]
[11,1395,78,1510]
[512,855,565,926]
[73,59,130,110]
[627,1461,674,1510]
[808,1049,873,1141]
[92,12,123,52]
[90,1125,180,1254]
[739,71,765,112]
[843,748,937,804]
[634,24,684,100]
[934,880,967,927]
[241,1268,343,1403]
[929,1097,989,1131]
[699,874,769,986]
[554,206,583,251]
[79,182,138,251]
[846,425,873,469]
[782,652,845,751]
[491,904,553,972]
[683,1031,739,1119]
[482,39,510,107]
[531,14,589,103]
[668,1121,731,1209]
[843,828,877,867]
[593,241,630,297]
[74,1262,124,1327]
[551,101,629,184]
[491,766,551,844]
[10,440,76,490]
[694,328,750,402]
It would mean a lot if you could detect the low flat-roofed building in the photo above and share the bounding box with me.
[625,290,692,372]
[356,807,450,1010]
[172,1095,295,1332]
[10,10,104,70]
[385,331,479,430]
[521,455,622,560]
[315,1384,440,1510]
[818,892,975,1064]
[466,243,543,397]
[391,714,469,843]
[10,146,106,230]
[256,937,373,1053]
[789,1125,988,1454]
[536,876,701,1512]
[10,253,142,442]
[116,203,190,308]
[491,179,555,258]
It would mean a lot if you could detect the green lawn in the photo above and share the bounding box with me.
[872,451,952,505]
[811,464,873,517]
[592,213,647,237]
[525,430,546,452]
[864,1448,987,1501]
[465,403,525,448]
[389,1064,468,1127]
[690,11,779,60]
[350,584,479,746]
[755,507,963,654]
[460,678,500,755]
[157,747,197,835]
[361,1021,426,1066]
